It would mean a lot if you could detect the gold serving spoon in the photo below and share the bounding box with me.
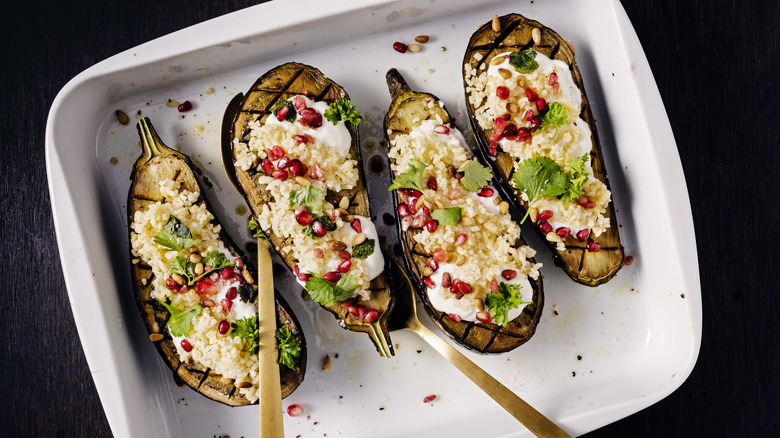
[256,238,284,438]
[384,254,571,437]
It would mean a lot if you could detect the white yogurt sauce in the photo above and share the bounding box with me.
[266,95,352,157]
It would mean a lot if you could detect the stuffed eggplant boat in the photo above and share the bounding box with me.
[463,14,624,286]
[384,68,544,353]
[228,62,395,358]
[128,118,305,406]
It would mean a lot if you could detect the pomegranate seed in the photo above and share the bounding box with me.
[523,109,534,121]
[423,395,437,403]
[403,188,424,198]
[576,229,590,242]
[178,284,188,294]
[457,281,473,294]
[538,221,553,233]
[538,210,553,222]
[401,216,413,231]
[208,270,218,281]
[197,280,217,295]
[277,156,290,169]
[314,248,324,258]
[218,320,229,335]
[180,339,193,352]
[296,211,313,225]
[299,162,309,176]
[233,257,244,270]
[489,131,503,142]
[337,259,352,273]
[261,159,275,174]
[577,196,589,206]
[536,98,547,111]
[425,219,438,233]
[221,299,233,314]
[454,233,468,246]
[529,116,540,131]
[434,124,450,135]
[625,255,635,266]
[427,176,438,191]
[225,287,238,300]
[488,142,498,156]
[329,210,338,222]
[310,163,323,180]
[397,203,411,217]
[311,221,327,237]
[292,95,307,110]
[393,41,407,53]
[220,266,234,280]
[338,250,351,261]
[548,72,559,86]
[552,83,560,95]
[357,306,367,320]
[448,188,461,200]
[364,309,379,323]
[297,273,311,282]
[276,105,289,121]
[166,278,178,290]
[287,404,304,417]
[297,108,318,127]
[587,242,601,252]
[477,187,494,197]
[271,169,288,180]
[490,278,499,293]
[441,272,452,288]
[341,301,352,308]
[272,145,285,160]
[202,299,216,307]
[449,281,460,294]
[288,159,303,176]
[427,257,439,272]
[494,115,507,132]
[501,123,517,138]
[323,271,341,282]
[420,205,431,219]
[432,248,447,263]
[556,227,571,239]
[496,86,510,100]
[517,127,531,142]
[423,276,435,288]
[447,313,462,323]
[177,100,192,112]
[294,134,309,144]
[525,87,539,102]
[501,269,517,280]
[351,218,362,233]
[586,201,596,209]
[346,305,358,316]
[476,311,493,324]
[292,265,300,276]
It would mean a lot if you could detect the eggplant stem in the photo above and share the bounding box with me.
[134,117,186,171]
[366,321,393,358]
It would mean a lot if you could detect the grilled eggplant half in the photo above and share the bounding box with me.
[227,62,395,358]
[383,68,543,353]
[463,14,624,286]
[128,117,305,406]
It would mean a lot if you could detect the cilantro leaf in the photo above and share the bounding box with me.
[564,153,589,177]
[271,100,296,122]
[248,216,266,239]
[539,102,568,134]
[457,160,493,192]
[154,216,196,251]
[204,250,234,271]
[431,207,464,226]
[351,238,375,259]
[512,157,569,222]
[276,327,302,370]
[155,298,203,337]
[508,49,539,74]
[288,186,324,214]
[484,282,526,326]
[324,98,362,126]
[170,256,196,284]
[304,273,358,306]
[231,314,259,355]
[388,160,428,192]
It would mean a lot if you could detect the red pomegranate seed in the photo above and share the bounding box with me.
[323,271,341,282]
[494,115,507,132]
[351,218,362,233]
[552,83,560,95]
[489,131,503,142]
[226,287,238,300]
[166,278,178,290]
[447,313,462,323]
[501,123,517,138]
[393,41,407,53]
[180,339,193,352]
[397,203,411,217]
[548,72,559,86]
[346,305,358,316]
[501,269,517,280]
[220,267,234,280]
[477,187,494,197]
[277,156,290,169]
[427,176,438,191]
[427,257,439,272]
[311,221,327,237]
[296,211,313,225]
[476,311,493,324]
[314,248,324,259]
[218,320,229,335]
[496,86,510,100]
[329,210,338,222]
[299,162,309,176]
[208,270,218,281]
[490,278,499,293]
[221,299,233,314]
[297,273,311,282]
[523,109,534,121]
[488,142,498,156]
[233,273,244,285]
[288,159,303,176]
[287,404,304,417]
[432,248,447,263]
[529,116,540,131]
[177,100,192,112]
[457,281,473,294]
[261,159,275,174]
[576,196,589,206]
[292,95,307,110]
[525,87,539,102]
[310,163,323,180]
[536,98,547,111]
[576,229,590,242]
[401,216,413,231]
[425,219,438,233]
[364,309,379,323]
[624,255,635,266]
[556,227,571,239]
[423,276,435,288]
[454,233,468,246]
[586,201,596,209]
[276,105,289,121]
[297,108,318,127]
[294,134,309,144]
[434,124,450,135]
[272,145,285,160]
[587,242,601,252]
[448,188,461,200]
[293,265,300,276]
[202,299,216,307]
[233,257,244,270]
[337,259,352,273]
[420,205,431,219]
[357,306,367,320]
[517,127,531,142]
[538,221,553,233]
[178,284,188,294]
[449,281,460,294]
[441,272,452,288]
[338,250,351,261]
[197,280,217,295]
[271,169,288,180]
[538,210,553,222]
[423,395,437,403]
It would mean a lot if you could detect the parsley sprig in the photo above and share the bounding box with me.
[231,315,302,369]
[275,327,302,370]
[538,102,567,136]
[512,155,593,221]
[155,298,203,337]
[170,250,234,285]
[231,314,260,355]
[485,282,527,326]
[324,98,362,126]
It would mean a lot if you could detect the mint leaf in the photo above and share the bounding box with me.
[304,273,358,306]
[431,207,464,226]
[275,327,302,370]
[288,186,324,214]
[205,250,234,271]
[508,49,539,74]
[231,314,259,355]
[324,98,363,126]
[271,100,296,122]
[155,298,203,337]
[484,282,526,326]
[539,102,567,133]
[457,160,493,192]
[154,217,196,251]
[512,157,569,222]
[388,160,428,192]
[351,238,375,259]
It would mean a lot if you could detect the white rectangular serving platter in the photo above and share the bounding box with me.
[46,0,701,436]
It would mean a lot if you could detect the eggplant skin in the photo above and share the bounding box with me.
[463,14,625,286]
[228,62,395,357]
[383,68,543,354]
[128,119,306,406]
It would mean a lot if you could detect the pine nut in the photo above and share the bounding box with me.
[476,298,485,311]
[237,381,252,389]
[322,355,331,371]
[195,262,204,275]
[506,102,521,114]
[407,43,422,53]
[493,197,502,205]
[241,269,254,284]
[423,266,433,277]
[171,273,185,285]
[444,243,456,252]
[498,68,512,79]
[516,75,526,87]
[149,333,164,342]
[532,28,541,45]
[492,15,501,32]
[352,233,366,246]
[491,56,504,66]
[415,197,425,210]
[499,201,509,214]
[343,214,354,222]
[546,233,562,243]
[528,207,539,223]
[415,35,429,43]
[330,241,347,251]
[455,255,467,266]
[339,196,350,210]
[189,253,202,263]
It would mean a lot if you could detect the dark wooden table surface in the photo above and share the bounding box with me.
[2,0,777,436]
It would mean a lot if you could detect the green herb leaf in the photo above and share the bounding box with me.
[431,207,464,226]
[170,256,196,284]
[238,283,257,304]
[301,215,336,238]
[155,298,203,337]
[271,100,296,122]
[248,216,266,239]
[351,238,375,259]
[512,156,569,222]
[560,153,591,204]
[324,98,362,126]
[508,49,539,74]
[484,282,526,327]
[231,314,259,355]
[388,160,428,192]
[288,186,324,214]
[154,216,197,251]
[539,102,568,133]
[275,327,302,370]
[204,250,234,271]
[304,273,358,306]
[457,160,493,192]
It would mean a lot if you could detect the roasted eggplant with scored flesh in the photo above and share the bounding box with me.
[128,117,305,406]
[227,62,395,358]
[383,68,543,353]
[463,14,624,286]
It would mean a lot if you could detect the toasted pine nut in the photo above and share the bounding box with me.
[237,382,252,389]
[532,28,541,45]
[492,15,501,32]
[444,243,456,252]
[241,269,254,284]
[499,201,509,214]
[516,75,526,87]
[171,273,185,285]
[189,247,198,254]
[493,197,502,205]
[546,233,562,243]
[149,333,164,342]
[528,207,539,223]
[423,266,433,277]
[407,43,422,53]
[189,253,202,264]
[415,35,429,43]
[322,355,331,372]
[194,262,204,275]
[415,197,425,210]
[476,298,485,311]
[343,214,354,222]
[352,233,366,246]
[498,68,512,79]
[455,255,467,266]
[330,241,347,251]
[339,196,350,210]
[506,102,521,114]
[491,56,504,66]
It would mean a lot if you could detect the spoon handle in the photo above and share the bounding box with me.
[257,239,284,438]
[413,324,571,438]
